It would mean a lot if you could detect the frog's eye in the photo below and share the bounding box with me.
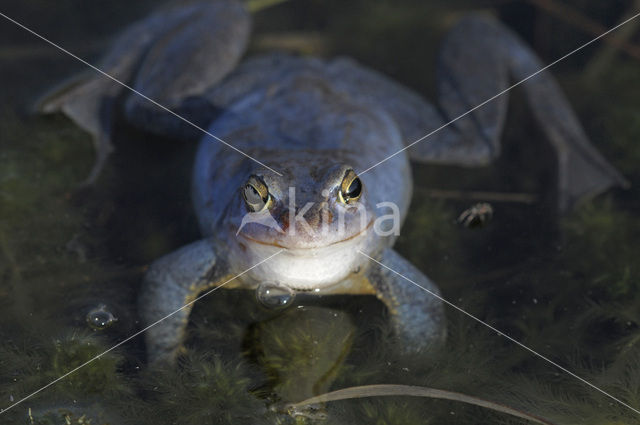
[338,169,363,204]
[242,175,270,212]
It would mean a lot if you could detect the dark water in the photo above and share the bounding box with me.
[1,0,640,424]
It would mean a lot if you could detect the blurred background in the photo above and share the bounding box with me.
[1,0,640,424]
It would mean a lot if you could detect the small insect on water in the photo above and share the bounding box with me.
[457,202,494,229]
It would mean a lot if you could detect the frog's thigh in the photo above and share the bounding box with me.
[139,238,230,364]
[366,249,446,350]
[124,0,251,140]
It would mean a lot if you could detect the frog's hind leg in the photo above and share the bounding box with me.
[122,0,251,141]
[365,249,446,351]
[35,2,207,184]
[138,238,231,365]
[421,14,627,211]
[36,1,250,183]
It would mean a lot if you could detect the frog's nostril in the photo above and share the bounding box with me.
[302,205,325,228]
[303,214,319,227]
[323,208,334,225]
[278,210,290,232]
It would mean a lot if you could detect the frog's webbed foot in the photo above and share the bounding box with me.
[36,0,250,184]
[36,73,117,186]
[139,238,230,365]
[366,249,446,351]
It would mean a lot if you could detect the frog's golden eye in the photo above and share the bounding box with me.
[338,169,362,204]
[242,175,270,212]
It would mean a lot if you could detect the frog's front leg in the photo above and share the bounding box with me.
[138,238,231,364]
[364,249,446,350]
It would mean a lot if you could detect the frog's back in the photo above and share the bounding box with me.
[206,54,405,154]
[193,54,412,234]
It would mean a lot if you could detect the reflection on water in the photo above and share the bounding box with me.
[1,0,640,424]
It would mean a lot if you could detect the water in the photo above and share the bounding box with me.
[1,1,640,424]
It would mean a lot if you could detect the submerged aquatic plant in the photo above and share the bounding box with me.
[129,353,274,425]
[26,404,119,425]
[0,330,131,425]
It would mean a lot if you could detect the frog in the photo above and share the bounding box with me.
[38,0,628,365]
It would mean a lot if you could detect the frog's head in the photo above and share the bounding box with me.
[227,152,377,291]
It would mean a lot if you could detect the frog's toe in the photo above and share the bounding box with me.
[82,132,114,186]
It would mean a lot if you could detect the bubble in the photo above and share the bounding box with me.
[256,282,295,310]
[86,304,117,330]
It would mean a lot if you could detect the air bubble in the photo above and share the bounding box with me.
[86,304,117,330]
[256,282,295,310]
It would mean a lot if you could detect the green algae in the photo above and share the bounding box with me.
[131,354,274,425]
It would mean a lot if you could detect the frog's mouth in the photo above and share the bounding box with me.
[236,218,374,250]
[234,218,375,290]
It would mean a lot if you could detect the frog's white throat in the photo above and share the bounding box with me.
[233,230,374,291]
